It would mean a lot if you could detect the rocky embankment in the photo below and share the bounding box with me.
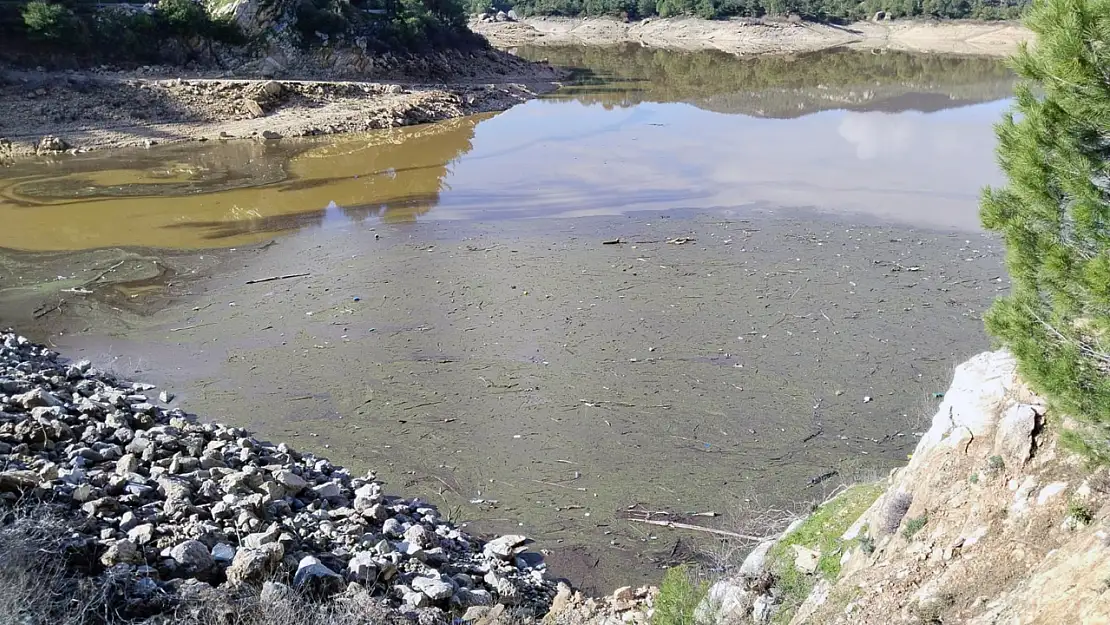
[0,56,562,159]
[695,351,1110,624]
[471,16,1032,56]
[0,330,560,623]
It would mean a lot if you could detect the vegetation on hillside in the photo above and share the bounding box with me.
[0,0,477,65]
[475,0,1027,22]
[1,0,245,64]
[764,483,883,624]
[980,0,1110,458]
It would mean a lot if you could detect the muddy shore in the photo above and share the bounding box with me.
[471,17,1032,56]
[0,52,562,159]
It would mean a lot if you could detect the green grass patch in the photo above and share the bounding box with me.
[653,565,707,625]
[901,514,928,540]
[1066,498,1094,525]
[765,483,884,625]
[1060,427,1110,467]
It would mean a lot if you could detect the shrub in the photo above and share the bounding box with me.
[91,8,160,62]
[980,0,1110,430]
[1066,499,1094,525]
[901,514,928,540]
[879,491,912,534]
[653,565,706,625]
[21,1,78,41]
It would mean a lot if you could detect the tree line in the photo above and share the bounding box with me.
[0,0,476,66]
[475,0,1028,21]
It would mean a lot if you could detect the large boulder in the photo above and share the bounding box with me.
[226,543,284,585]
[293,556,344,596]
[171,540,214,573]
[211,0,284,38]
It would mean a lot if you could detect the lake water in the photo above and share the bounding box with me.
[0,45,1014,593]
[0,47,1013,252]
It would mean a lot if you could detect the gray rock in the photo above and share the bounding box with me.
[312,481,341,499]
[382,518,403,536]
[243,524,281,548]
[293,555,344,596]
[15,388,63,409]
[72,483,95,502]
[171,540,214,571]
[273,469,306,491]
[347,551,378,582]
[365,503,390,522]
[457,588,493,607]
[995,404,1038,467]
[412,575,455,601]
[118,511,139,532]
[117,453,141,476]
[128,524,155,545]
[260,580,293,605]
[483,534,529,560]
[212,543,236,563]
[404,524,432,547]
[226,542,284,585]
[696,579,753,625]
[740,540,775,578]
[793,545,820,575]
[101,539,143,566]
[752,594,773,623]
[404,590,431,608]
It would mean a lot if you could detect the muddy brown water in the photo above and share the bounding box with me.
[0,47,1014,594]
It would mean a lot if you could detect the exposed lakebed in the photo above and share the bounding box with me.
[0,46,1012,593]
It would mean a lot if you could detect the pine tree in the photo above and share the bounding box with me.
[980,0,1110,430]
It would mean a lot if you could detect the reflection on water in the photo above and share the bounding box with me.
[514,44,1017,117]
[0,117,482,250]
[1,47,1015,251]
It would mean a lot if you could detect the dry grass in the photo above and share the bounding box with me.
[879,492,912,535]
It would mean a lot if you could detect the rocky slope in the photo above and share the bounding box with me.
[0,330,556,623]
[471,17,1032,56]
[697,351,1110,624]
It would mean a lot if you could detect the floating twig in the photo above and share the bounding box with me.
[531,479,587,492]
[625,517,769,541]
[245,272,310,285]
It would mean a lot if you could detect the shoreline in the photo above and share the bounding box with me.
[0,51,564,161]
[471,16,1032,56]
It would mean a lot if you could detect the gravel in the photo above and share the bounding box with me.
[0,330,556,620]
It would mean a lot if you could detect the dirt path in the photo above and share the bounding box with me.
[471,17,1032,56]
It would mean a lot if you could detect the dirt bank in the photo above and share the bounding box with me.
[0,54,562,159]
[471,17,1032,56]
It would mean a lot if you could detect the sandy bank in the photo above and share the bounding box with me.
[0,52,562,160]
[470,17,1032,56]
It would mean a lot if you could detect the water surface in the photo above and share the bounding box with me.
[0,47,1014,251]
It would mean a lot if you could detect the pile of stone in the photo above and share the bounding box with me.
[0,331,555,620]
[545,583,657,625]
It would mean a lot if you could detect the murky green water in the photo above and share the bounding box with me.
[1,46,1014,593]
